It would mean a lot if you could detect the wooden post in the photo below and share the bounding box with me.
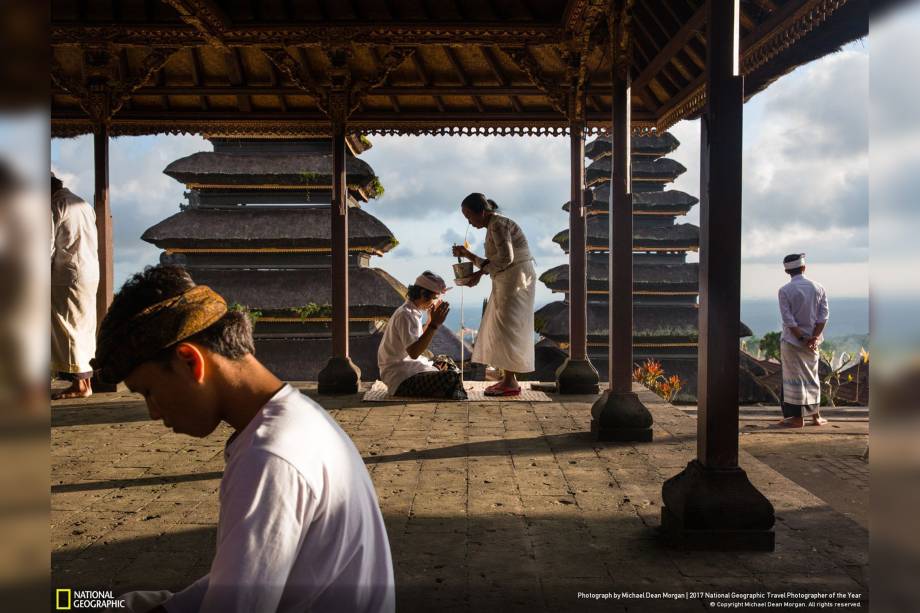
[556,118,599,393]
[590,0,652,440]
[91,120,117,392]
[93,121,113,327]
[317,117,361,393]
[660,0,774,550]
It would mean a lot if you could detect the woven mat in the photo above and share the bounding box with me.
[362,380,553,402]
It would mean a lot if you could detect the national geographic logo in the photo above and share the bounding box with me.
[55,589,126,610]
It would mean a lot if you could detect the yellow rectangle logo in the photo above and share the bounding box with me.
[55,588,71,610]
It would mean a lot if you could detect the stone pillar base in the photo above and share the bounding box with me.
[555,358,600,394]
[591,390,653,441]
[661,460,775,551]
[317,357,361,395]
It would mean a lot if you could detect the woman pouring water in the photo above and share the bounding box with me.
[452,193,535,396]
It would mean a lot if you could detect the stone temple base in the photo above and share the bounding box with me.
[661,459,775,551]
[555,358,600,394]
[317,356,361,394]
[591,390,653,441]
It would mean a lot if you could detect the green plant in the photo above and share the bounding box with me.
[368,176,385,199]
[291,303,333,320]
[300,171,319,184]
[819,347,855,407]
[633,359,684,403]
[759,331,781,361]
[229,302,262,325]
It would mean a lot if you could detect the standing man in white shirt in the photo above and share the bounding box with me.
[377,271,467,399]
[90,265,394,613]
[776,253,830,428]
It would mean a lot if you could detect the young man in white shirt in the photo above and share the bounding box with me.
[377,271,467,399]
[91,265,394,613]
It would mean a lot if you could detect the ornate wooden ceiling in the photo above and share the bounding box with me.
[50,0,866,138]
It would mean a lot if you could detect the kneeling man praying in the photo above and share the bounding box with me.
[92,265,394,613]
[377,271,467,400]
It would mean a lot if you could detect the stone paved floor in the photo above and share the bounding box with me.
[51,384,868,612]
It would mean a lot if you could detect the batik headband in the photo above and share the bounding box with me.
[91,285,228,384]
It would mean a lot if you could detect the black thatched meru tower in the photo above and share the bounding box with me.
[534,133,707,401]
[142,137,459,381]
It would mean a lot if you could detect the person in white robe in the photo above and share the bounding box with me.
[452,192,535,396]
[777,253,830,428]
[91,265,394,613]
[51,173,98,399]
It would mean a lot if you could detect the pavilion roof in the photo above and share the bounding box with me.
[188,267,406,318]
[562,186,699,215]
[553,217,699,252]
[540,261,699,293]
[50,0,866,138]
[142,206,397,253]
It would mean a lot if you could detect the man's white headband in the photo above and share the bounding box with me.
[784,256,805,270]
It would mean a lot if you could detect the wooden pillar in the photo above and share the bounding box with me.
[317,119,361,393]
[93,122,113,328]
[660,0,774,551]
[590,0,652,440]
[331,121,349,359]
[556,118,599,394]
[91,121,117,392]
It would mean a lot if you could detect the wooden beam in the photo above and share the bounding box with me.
[444,46,485,113]
[481,46,523,113]
[51,22,567,47]
[189,47,209,110]
[633,4,704,94]
[160,0,231,49]
[225,48,252,112]
[569,119,588,362]
[409,52,446,112]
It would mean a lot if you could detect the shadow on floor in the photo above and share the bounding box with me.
[51,471,224,494]
[364,431,696,464]
[52,506,867,613]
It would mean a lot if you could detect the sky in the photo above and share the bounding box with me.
[49,39,869,309]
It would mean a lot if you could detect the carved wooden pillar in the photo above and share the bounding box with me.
[557,114,600,394]
[591,0,652,440]
[317,61,361,394]
[660,0,774,551]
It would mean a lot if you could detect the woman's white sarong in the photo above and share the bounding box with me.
[472,259,536,373]
[780,340,820,413]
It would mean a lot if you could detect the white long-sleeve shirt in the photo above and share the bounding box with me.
[163,384,394,613]
[778,274,829,347]
[470,213,532,276]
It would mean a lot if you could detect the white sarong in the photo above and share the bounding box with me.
[781,340,820,412]
[472,259,536,373]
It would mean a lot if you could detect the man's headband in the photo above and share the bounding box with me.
[91,285,228,384]
[784,255,805,270]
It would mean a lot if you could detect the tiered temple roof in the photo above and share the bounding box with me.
[145,137,464,381]
[552,216,700,253]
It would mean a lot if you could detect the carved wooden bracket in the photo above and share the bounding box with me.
[499,46,568,116]
[610,0,635,83]
[262,44,415,123]
[51,45,180,125]
[261,46,329,114]
[349,46,415,115]
[160,0,231,50]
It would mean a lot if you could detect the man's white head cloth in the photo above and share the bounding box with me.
[414,271,451,294]
[783,253,805,270]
